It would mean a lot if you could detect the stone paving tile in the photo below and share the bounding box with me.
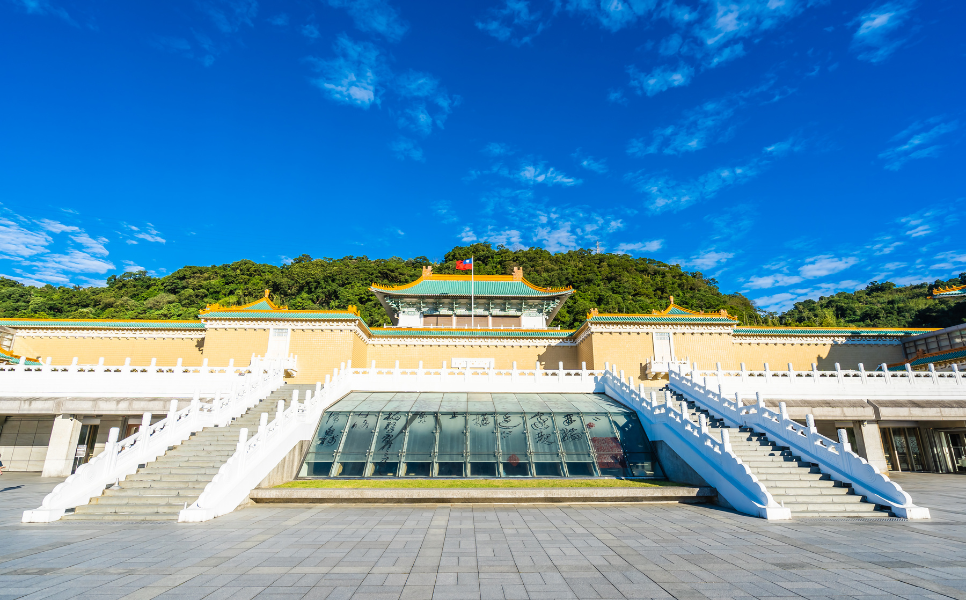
[6,474,966,600]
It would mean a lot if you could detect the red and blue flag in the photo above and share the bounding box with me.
[456,258,473,271]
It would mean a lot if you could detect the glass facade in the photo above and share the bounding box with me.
[298,392,664,479]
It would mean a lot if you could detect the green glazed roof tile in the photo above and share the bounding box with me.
[734,327,935,336]
[0,319,206,329]
[371,279,570,297]
[370,328,573,338]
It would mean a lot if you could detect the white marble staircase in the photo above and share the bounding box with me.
[671,390,889,517]
[64,384,316,521]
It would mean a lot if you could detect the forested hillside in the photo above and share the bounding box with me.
[777,278,966,329]
[0,244,756,329]
[1,244,962,329]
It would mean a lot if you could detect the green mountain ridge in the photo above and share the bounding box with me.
[1,244,963,329]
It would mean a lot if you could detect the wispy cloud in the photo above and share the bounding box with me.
[754,279,866,312]
[564,0,655,33]
[308,34,386,109]
[268,13,289,26]
[0,218,52,258]
[743,255,859,290]
[572,149,607,174]
[626,138,800,212]
[482,142,512,157]
[851,0,916,63]
[614,240,663,255]
[327,0,408,43]
[878,117,958,170]
[672,250,735,272]
[4,0,75,25]
[302,23,320,39]
[628,80,790,156]
[517,163,581,187]
[627,63,694,97]
[606,89,628,105]
[898,209,942,238]
[389,137,424,161]
[394,70,461,135]
[476,0,551,46]
[201,0,257,34]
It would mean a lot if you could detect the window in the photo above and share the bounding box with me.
[299,393,664,480]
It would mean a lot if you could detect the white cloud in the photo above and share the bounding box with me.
[851,0,916,63]
[476,0,549,46]
[614,240,663,255]
[125,223,166,244]
[308,35,385,109]
[607,89,628,105]
[301,23,320,39]
[744,274,804,290]
[36,219,79,233]
[5,0,75,24]
[394,70,460,135]
[0,218,52,258]
[202,0,257,33]
[626,138,799,212]
[70,233,109,256]
[564,0,656,33]
[628,80,787,156]
[389,137,425,161]
[898,209,941,238]
[268,13,289,26]
[482,142,512,157]
[754,279,866,312]
[878,117,958,171]
[627,63,694,97]
[517,164,581,186]
[122,260,144,272]
[327,0,408,42]
[533,222,577,253]
[798,255,858,279]
[572,150,608,174]
[673,251,734,271]
[25,250,116,284]
[459,227,478,242]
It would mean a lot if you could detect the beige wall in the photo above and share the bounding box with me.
[288,329,359,384]
[583,331,654,382]
[671,332,737,369]
[576,335,594,369]
[202,328,269,367]
[11,334,204,366]
[733,341,905,370]
[365,342,579,371]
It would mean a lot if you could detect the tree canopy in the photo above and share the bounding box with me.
[0,244,962,329]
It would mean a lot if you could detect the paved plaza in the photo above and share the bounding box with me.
[3,474,966,600]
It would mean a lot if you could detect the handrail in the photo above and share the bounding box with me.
[668,365,930,519]
[21,356,295,523]
[683,361,962,386]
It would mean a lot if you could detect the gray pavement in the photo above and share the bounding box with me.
[2,472,966,600]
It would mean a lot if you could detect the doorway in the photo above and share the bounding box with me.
[882,428,927,472]
[71,424,99,474]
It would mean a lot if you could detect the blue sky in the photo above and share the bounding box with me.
[0,0,963,311]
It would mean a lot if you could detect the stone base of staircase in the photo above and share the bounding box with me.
[249,485,717,504]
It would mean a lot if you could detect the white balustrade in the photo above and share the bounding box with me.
[21,356,294,523]
[0,354,296,398]
[668,365,930,519]
[673,362,962,401]
[180,361,793,522]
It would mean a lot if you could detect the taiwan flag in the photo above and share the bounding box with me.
[456,258,473,271]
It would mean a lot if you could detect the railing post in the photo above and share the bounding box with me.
[316,381,322,394]
[740,362,747,383]
[691,362,698,380]
[581,362,587,382]
[650,391,658,408]
[779,402,788,421]
[928,363,938,384]
[370,360,376,372]
[806,414,817,433]
[167,399,178,423]
[664,391,672,407]
[680,401,690,420]
[619,369,625,383]
[787,362,794,380]
[881,363,890,384]
[106,427,120,473]
[835,362,842,383]
[764,363,770,383]
[905,363,915,384]
[837,428,852,453]
[953,364,961,385]
[277,400,285,422]
[559,362,564,383]
[715,362,723,386]
[858,363,866,384]
[137,412,152,464]
[756,392,765,411]
[259,413,269,440]
[721,428,732,453]
[699,414,708,435]
[235,428,249,476]
[292,390,299,406]
[639,383,646,397]
[811,363,819,382]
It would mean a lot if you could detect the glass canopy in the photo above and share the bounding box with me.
[298,392,664,479]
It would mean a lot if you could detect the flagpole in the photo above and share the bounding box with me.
[470,256,475,329]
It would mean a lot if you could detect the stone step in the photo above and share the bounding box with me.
[73,503,183,515]
[764,479,844,489]
[755,472,831,481]
[781,502,879,512]
[773,493,864,503]
[136,467,222,475]
[64,513,180,521]
[106,482,208,492]
[92,494,198,506]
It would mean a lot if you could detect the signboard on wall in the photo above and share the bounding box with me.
[452,358,495,369]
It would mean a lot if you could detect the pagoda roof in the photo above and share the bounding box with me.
[0,346,42,365]
[930,283,966,299]
[734,326,936,336]
[0,318,205,330]
[199,295,362,321]
[887,346,966,371]
[585,300,738,325]
[369,327,573,339]
[370,274,572,298]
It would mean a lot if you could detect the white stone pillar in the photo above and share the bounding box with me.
[854,421,889,473]
[41,414,83,477]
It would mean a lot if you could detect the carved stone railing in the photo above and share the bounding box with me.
[21,357,294,523]
[679,361,962,400]
[0,354,295,398]
[668,365,930,519]
[600,367,790,520]
[180,360,791,522]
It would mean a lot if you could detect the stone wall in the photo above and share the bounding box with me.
[12,334,204,366]
[732,340,905,370]
[202,327,270,367]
